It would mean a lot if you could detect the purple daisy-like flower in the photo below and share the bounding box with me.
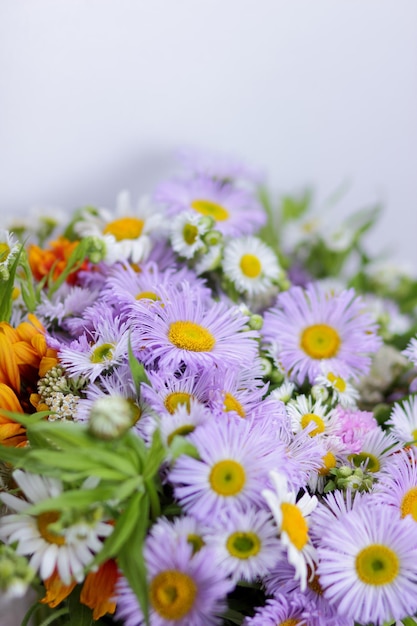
[317,504,417,624]
[175,146,264,185]
[204,505,282,582]
[131,281,259,371]
[155,176,266,237]
[263,283,382,384]
[116,532,233,626]
[374,448,417,523]
[242,593,314,626]
[169,419,282,521]
[56,308,131,382]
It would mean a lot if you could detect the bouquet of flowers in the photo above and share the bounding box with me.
[1,149,417,626]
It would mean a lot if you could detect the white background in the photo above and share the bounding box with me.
[1,0,417,266]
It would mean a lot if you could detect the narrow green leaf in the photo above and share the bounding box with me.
[0,244,24,322]
[169,435,200,461]
[128,336,150,396]
[143,429,165,480]
[67,585,94,626]
[24,486,118,515]
[118,493,150,626]
[93,490,147,567]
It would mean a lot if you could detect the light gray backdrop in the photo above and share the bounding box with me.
[1,0,417,268]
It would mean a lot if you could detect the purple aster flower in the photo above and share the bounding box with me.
[373,447,417,523]
[35,283,100,328]
[204,505,282,582]
[169,419,283,521]
[386,396,417,446]
[116,532,233,626]
[316,504,417,624]
[56,308,131,382]
[263,558,353,626]
[155,176,266,237]
[242,593,315,626]
[175,146,264,185]
[131,282,259,371]
[263,283,382,384]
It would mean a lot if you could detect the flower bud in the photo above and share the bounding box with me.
[89,395,135,440]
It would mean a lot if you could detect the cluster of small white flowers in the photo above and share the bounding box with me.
[45,392,79,421]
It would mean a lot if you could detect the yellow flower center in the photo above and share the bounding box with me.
[12,287,20,301]
[280,502,309,550]
[411,428,417,445]
[127,399,142,424]
[318,451,337,476]
[164,391,193,414]
[37,511,65,545]
[0,242,10,262]
[327,372,346,392]
[135,291,161,301]
[280,619,300,626]
[167,424,196,446]
[300,413,325,437]
[183,223,199,245]
[350,451,380,473]
[300,324,341,359]
[187,533,205,554]
[355,544,399,585]
[226,531,261,559]
[223,392,246,418]
[168,321,215,352]
[149,570,196,620]
[209,459,246,496]
[91,342,114,363]
[401,486,417,521]
[191,199,229,221]
[103,217,144,241]
[239,254,262,278]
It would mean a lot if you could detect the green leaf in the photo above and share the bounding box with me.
[401,618,417,626]
[128,336,150,397]
[93,490,148,567]
[0,243,24,322]
[118,492,150,626]
[281,189,312,222]
[143,429,165,480]
[67,585,94,626]
[169,435,200,461]
[24,485,118,515]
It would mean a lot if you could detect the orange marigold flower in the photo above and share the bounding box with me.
[28,236,88,286]
[0,383,26,447]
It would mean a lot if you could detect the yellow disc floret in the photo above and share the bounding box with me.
[37,511,65,546]
[226,531,261,559]
[280,502,309,550]
[355,544,399,585]
[103,217,145,241]
[164,391,193,414]
[400,486,417,521]
[191,199,229,221]
[209,459,246,496]
[300,324,341,359]
[168,321,215,352]
[223,392,246,418]
[239,254,262,278]
[300,413,325,437]
[150,570,197,620]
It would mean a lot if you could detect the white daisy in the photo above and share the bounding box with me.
[286,394,337,439]
[348,428,402,474]
[403,337,417,367]
[170,210,210,259]
[314,370,359,407]
[0,470,112,584]
[222,236,281,297]
[74,191,163,264]
[386,396,417,446]
[262,470,317,591]
[0,230,21,279]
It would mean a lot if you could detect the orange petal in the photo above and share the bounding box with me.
[80,560,118,620]
[0,334,20,391]
[41,570,77,608]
